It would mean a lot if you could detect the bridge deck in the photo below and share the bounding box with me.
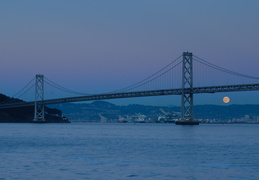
[1,83,259,109]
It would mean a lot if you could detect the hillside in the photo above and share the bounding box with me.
[50,101,259,122]
[50,101,180,122]
[0,93,69,123]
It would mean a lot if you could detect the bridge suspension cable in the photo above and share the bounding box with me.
[0,77,36,105]
[193,55,259,81]
[44,77,91,96]
[112,55,182,92]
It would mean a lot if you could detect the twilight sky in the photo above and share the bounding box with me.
[1,0,259,106]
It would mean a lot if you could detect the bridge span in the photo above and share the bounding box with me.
[1,83,259,108]
[1,52,259,124]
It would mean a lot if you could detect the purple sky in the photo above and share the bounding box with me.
[1,0,259,106]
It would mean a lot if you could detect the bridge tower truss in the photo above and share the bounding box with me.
[33,74,45,122]
[181,52,194,121]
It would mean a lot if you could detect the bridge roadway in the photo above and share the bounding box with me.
[1,83,259,109]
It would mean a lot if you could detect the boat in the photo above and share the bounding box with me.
[117,115,128,123]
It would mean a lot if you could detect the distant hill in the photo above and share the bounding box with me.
[0,93,69,123]
[195,104,259,120]
[50,101,180,122]
[49,101,259,122]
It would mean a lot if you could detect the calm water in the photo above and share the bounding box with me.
[0,123,259,180]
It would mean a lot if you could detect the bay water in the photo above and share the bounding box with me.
[0,123,259,180]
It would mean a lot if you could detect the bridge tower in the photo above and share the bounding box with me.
[33,74,45,122]
[177,52,198,125]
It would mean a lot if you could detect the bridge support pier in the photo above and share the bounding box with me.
[33,74,46,123]
[176,52,199,125]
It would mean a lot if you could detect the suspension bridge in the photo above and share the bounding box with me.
[1,52,259,124]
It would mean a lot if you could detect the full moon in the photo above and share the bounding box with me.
[223,96,230,103]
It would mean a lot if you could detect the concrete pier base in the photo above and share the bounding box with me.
[175,121,199,125]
